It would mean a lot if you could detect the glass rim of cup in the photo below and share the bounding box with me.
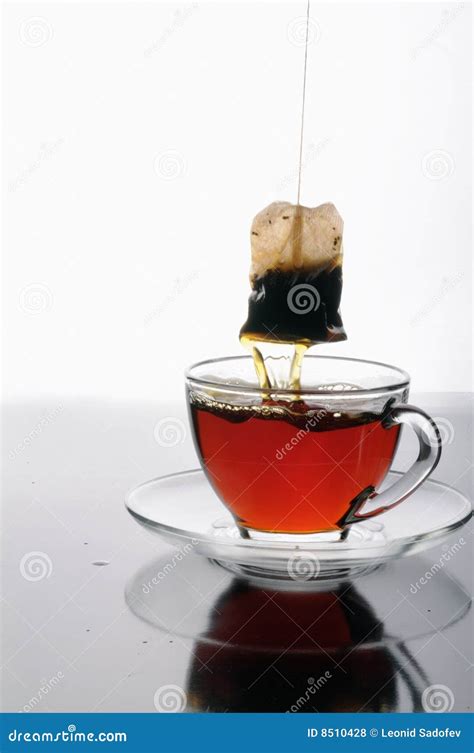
[185,354,410,398]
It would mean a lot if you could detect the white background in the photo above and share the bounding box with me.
[3,1,472,401]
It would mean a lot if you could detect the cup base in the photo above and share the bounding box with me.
[238,526,344,544]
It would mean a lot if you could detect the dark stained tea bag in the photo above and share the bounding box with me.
[240,202,347,346]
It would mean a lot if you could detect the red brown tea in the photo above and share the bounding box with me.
[189,396,400,534]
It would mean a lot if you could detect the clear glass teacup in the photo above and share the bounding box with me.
[186,355,441,539]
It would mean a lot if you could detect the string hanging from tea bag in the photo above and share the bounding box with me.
[289,0,312,388]
[296,0,311,206]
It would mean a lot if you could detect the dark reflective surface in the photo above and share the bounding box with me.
[126,551,471,713]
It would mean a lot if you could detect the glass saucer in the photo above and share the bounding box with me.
[125,469,472,583]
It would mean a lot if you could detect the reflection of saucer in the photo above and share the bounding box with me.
[125,469,471,582]
[125,553,470,650]
[125,554,470,712]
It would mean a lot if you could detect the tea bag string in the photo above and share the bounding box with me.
[291,0,312,392]
[296,0,311,206]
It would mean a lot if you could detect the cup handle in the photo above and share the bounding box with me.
[339,405,442,527]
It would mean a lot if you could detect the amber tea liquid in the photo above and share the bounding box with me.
[189,397,400,534]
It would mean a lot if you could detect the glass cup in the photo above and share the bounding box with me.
[185,355,441,539]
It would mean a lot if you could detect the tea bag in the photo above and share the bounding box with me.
[240,201,347,346]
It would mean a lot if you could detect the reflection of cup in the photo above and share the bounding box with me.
[186,356,442,537]
[186,580,402,713]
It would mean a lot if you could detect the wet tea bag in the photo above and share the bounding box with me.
[239,201,347,390]
[240,201,347,346]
